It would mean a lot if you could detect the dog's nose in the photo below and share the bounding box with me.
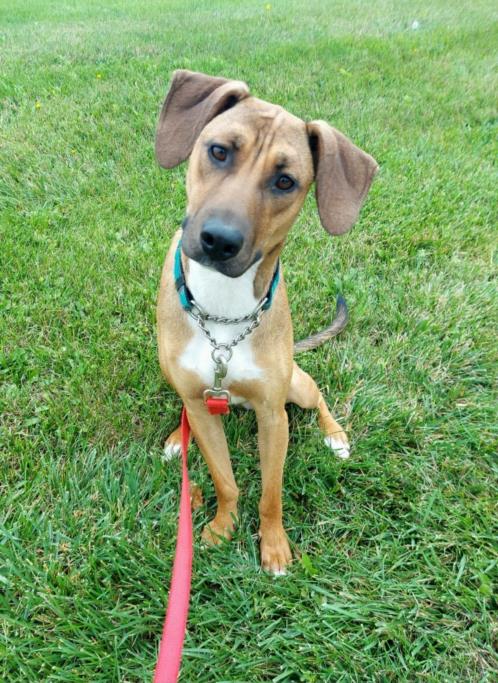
[200,220,244,261]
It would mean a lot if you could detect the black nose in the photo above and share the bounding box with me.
[200,220,244,261]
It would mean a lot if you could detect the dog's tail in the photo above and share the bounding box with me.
[293,295,348,354]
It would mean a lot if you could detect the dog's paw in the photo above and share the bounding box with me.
[163,426,184,461]
[163,443,181,460]
[259,526,292,575]
[190,482,204,511]
[201,514,237,545]
[324,433,350,459]
[163,440,181,461]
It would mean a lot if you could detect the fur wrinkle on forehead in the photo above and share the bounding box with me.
[202,100,311,172]
[260,110,280,120]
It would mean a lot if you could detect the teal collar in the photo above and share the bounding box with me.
[174,240,280,313]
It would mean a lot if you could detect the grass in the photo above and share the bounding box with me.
[1,0,497,680]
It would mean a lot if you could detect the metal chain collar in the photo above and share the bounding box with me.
[189,295,268,406]
[188,295,268,366]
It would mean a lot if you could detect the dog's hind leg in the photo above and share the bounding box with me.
[287,362,350,459]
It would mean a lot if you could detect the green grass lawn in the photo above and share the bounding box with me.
[1,1,497,680]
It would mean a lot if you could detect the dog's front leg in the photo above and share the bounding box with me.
[255,405,292,574]
[184,399,239,545]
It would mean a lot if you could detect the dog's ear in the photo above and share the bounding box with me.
[307,120,378,235]
[155,69,250,168]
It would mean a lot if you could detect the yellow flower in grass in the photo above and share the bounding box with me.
[35,100,42,109]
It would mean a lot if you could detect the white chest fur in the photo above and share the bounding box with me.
[179,259,263,397]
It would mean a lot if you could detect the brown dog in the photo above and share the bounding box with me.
[156,70,377,574]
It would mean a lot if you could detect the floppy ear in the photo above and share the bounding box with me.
[155,69,250,168]
[307,120,378,235]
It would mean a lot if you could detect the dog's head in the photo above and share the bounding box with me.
[156,70,378,278]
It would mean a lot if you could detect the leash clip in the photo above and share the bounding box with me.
[203,356,231,414]
[203,389,230,415]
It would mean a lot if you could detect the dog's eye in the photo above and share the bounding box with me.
[275,175,295,191]
[209,145,228,163]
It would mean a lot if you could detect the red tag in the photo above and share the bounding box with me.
[205,397,230,415]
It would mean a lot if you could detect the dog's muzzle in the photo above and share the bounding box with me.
[200,219,243,262]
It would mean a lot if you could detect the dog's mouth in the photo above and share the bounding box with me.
[183,246,261,278]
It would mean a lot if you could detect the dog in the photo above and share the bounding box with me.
[155,70,377,574]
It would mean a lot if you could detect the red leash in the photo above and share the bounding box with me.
[154,408,192,683]
[154,397,228,682]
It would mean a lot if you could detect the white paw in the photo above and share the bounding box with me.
[271,568,287,577]
[324,436,350,459]
[163,441,181,461]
